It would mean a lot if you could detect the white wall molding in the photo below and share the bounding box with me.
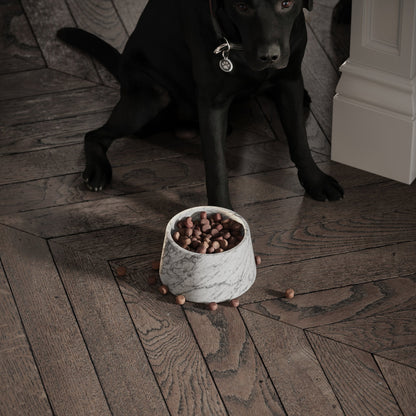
[331,0,416,184]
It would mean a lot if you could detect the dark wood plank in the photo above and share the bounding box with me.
[21,0,100,83]
[53,224,167,263]
[257,95,331,156]
[0,0,44,73]
[307,332,403,416]
[0,111,110,155]
[0,261,53,416]
[66,0,127,52]
[2,167,405,239]
[248,208,416,267]
[240,308,344,415]
[112,0,148,34]
[302,24,340,139]
[0,225,111,416]
[0,52,44,75]
[0,85,119,127]
[306,2,350,70]
[375,356,416,416]
[241,241,416,304]
[309,311,416,368]
[50,242,169,416]
[117,269,228,416]
[242,276,416,328]
[0,68,94,101]
[184,305,286,415]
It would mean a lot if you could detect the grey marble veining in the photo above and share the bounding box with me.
[159,206,257,303]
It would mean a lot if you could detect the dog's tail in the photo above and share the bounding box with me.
[57,27,121,80]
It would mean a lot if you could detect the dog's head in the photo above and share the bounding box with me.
[221,0,312,71]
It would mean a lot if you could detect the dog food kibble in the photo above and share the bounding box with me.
[208,302,218,311]
[285,288,295,299]
[159,285,169,295]
[148,274,158,286]
[116,266,127,277]
[151,260,160,271]
[255,255,262,265]
[230,298,240,308]
[175,295,186,305]
[172,211,244,253]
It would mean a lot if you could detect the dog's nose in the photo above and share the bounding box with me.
[258,45,280,64]
[259,54,279,63]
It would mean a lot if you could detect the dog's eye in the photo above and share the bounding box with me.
[281,0,293,8]
[234,2,249,13]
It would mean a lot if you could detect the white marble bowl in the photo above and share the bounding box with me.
[159,206,256,303]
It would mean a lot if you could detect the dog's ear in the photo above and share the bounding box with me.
[303,0,313,11]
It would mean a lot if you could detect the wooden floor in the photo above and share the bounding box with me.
[1,0,415,415]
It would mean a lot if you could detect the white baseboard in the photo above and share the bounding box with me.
[331,61,416,185]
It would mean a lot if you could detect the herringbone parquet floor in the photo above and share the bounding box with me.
[1,1,415,415]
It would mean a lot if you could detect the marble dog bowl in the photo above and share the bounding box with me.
[159,206,256,303]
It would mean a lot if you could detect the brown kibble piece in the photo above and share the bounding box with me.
[230,298,240,307]
[116,266,127,277]
[285,288,295,299]
[213,213,222,222]
[255,255,262,265]
[173,211,244,254]
[208,302,218,311]
[159,285,169,295]
[197,245,207,254]
[211,240,220,250]
[175,295,186,305]
[148,274,158,285]
[151,260,160,271]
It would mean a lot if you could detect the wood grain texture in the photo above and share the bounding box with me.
[0,261,53,416]
[50,242,169,416]
[242,276,416,327]
[0,0,44,73]
[306,1,350,70]
[0,111,110,155]
[117,269,228,416]
[375,356,416,416]
[65,0,128,87]
[21,0,100,82]
[0,86,119,127]
[0,225,111,416]
[0,53,44,75]
[240,308,344,416]
[310,311,416,368]
[302,24,340,139]
[246,208,416,267]
[240,241,416,304]
[0,68,94,101]
[257,95,332,157]
[307,332,402,416]
[112,0,148,34]
[185,305,285,415]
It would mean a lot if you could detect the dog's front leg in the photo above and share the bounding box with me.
[269,75,344,201]
[198,97,233,208]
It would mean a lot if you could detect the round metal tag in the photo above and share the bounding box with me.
[219,57,233,73]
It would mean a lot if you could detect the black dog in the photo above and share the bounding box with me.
[58,0,343,208]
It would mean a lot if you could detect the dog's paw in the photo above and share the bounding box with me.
[82,158,112,192]
[298,169,344,201]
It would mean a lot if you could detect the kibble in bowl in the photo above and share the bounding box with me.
[159,206,256,303]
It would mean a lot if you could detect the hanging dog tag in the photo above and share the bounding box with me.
[214,38,233,73]
[219,54,233,72]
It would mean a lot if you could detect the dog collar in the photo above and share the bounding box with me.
[209,0,243,72]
